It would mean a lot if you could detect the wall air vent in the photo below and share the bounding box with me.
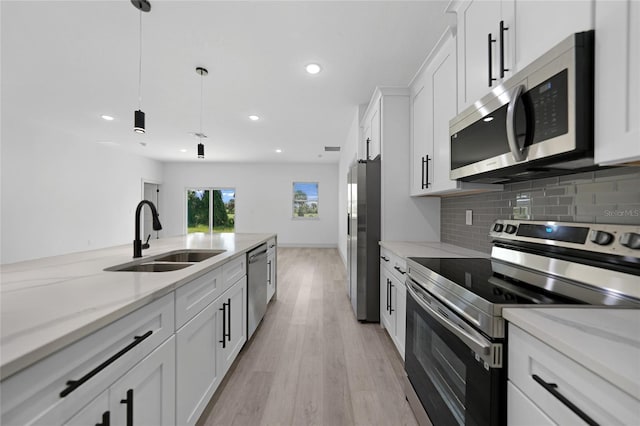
[324,146,341,152]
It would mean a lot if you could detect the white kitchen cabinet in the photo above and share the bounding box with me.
[507,381,554,426]
[450,0,593,112]
[508,324,639,425]
[176,275,247,426]
[361,97,381,160]
[109,336,176,426]
[266,238,277,303]
[410,29,501,196]
[595,0,640,165]
[379,248,406,359]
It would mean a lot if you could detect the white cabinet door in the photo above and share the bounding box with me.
[391,274,406,360]
[109,336,175,426]
[63,391,109,426]
[595,0,640,165]
[176,302,223,426]
[507,381,554,426]
[219,277,247,377]
[410,74,433,195]
[456,0,505,111]
[362,97,381,160]
[513,1,593,72]
[380,267,394,334]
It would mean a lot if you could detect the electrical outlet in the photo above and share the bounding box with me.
[465,210,473,225]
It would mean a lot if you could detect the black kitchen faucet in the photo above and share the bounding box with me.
[133,200,162,258]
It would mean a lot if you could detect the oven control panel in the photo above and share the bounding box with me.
[490,220,640,258]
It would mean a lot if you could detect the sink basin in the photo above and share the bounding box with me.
[153,249,226,263]
[108,262,192,272]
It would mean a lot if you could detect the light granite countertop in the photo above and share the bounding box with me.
[504,308,640,399]
[0,232,274,380]
[379,241,489,259]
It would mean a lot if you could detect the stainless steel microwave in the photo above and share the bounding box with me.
[449,31,595,183]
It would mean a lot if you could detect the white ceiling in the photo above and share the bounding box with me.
[2,0,450,164]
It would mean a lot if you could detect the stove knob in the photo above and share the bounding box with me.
[505,224,517,234]
[620,232,640,249]
[493,223,504,232]
[589,230,614,246]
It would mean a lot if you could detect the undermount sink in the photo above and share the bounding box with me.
[105,249,226,272]
[111,263,192,272]
[153,249,226,263]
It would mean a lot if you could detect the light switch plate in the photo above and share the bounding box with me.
[465,210,473,225]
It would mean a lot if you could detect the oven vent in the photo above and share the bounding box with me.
[324,146,341,152]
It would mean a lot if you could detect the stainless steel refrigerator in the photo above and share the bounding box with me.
[347,155,381,322]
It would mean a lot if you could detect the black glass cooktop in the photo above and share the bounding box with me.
[408,257,584,305]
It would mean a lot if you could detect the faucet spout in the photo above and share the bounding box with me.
[133,200,162,258]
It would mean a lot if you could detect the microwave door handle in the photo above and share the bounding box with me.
[406,281,491,356]
[506,84,527,162]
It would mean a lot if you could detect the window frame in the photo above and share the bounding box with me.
[185,187,236,233]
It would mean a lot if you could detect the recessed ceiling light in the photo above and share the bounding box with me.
[248,115,260,121]
[101,115,114,121]
[305,63,321,74]
[180,149,187,153]
[276,149,282,153]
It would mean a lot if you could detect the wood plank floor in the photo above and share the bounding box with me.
[199,247,418,426]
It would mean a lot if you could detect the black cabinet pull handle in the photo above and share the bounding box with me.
[532,374,599,426]
[488,33,497,87]
[499,20,509,78]
[226,299,231,342]
[267,261,272,284]
[386,279,390,312]
[424,155,431,188]
[60,331,153,398]
[380,256,389,262]
[219,303,227,348]
[96,411,110,426]
[394,266,407,275]
[421,156,425,189]
[389,282,394,313]
[366,137,371,160]
[120,389,134,426]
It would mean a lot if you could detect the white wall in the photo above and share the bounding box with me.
[1,127,163,264]
[161,162,339,247]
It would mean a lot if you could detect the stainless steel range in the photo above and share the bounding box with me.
[403,220,640,426]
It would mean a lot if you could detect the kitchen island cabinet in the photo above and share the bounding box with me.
[0,232,274,426]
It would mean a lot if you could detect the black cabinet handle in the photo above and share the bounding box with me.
[488,33,497,87]
[60,331,153,398]
[347,213,350,235]
[120,389,134,426]
[421,156,425,189]
[423,155,431,189]
[219,303,227,348]
[386,279,390,312]
[380,256,390,262]
[389,282,394,313]
[267,261,272,285]
[366,137,371,160]
[499,20,509,78]
[226,299,231,342]
[532,374,599,426]
[394,266,406,275]
[96,411,110,426]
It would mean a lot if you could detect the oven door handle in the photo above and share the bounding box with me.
[407,281,492,357]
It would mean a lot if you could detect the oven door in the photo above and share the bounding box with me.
[405,278,506,426]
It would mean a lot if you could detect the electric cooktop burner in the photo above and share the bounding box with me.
[408,257,584,305]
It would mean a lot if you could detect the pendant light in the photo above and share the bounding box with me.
[195,66,208,159]
[132,0,151,133]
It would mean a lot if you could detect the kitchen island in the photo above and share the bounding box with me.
[0,232,274,380]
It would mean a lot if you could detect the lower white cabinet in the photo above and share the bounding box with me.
[176,276,247,426]
[266,238,277,303]
[109,336,176,426]
[508,324,639,425]
[379,248,407,359]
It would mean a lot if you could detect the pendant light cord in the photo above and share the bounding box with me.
[138,10,143,109]
[199,72,204,135]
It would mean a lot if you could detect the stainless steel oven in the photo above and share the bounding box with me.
[403,220,640,426]
[449,31,594,183]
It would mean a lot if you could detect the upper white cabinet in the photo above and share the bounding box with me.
[595,0,640,165]
[410,29,501,196]
[361,97,381,160]
[450,0,594,112]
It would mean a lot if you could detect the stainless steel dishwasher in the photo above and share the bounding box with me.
[247,244,268,340]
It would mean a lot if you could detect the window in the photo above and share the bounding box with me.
[187,188,235,233]
[292,182,319,218]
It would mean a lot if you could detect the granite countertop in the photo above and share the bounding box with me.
[379,241,489,259]
[504,308,640,399]
[0,232,274,380]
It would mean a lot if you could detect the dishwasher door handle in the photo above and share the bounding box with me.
[248,250,267,262]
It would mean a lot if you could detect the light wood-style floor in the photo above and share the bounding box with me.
[199,247,418,426]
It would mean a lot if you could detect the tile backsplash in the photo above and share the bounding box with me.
[441,167,640,253]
